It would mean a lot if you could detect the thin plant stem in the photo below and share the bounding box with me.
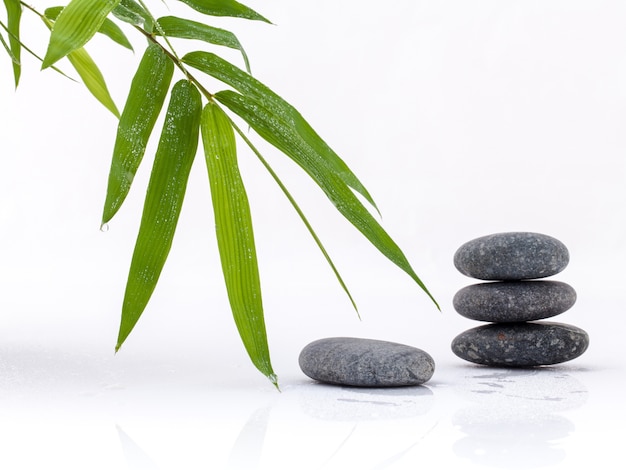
[134,0,188,79]
[132,24,213,99]
[225,111,360,317]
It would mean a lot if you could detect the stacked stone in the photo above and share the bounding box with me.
[451,232,589,367]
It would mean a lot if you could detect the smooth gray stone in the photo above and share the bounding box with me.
[451,322,589,367]
[299,337,435,387]
[454,232,569,280]
[453,281,577,322]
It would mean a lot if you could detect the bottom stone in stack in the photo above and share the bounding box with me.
[451,322,589,367]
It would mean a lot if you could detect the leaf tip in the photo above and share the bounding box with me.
[110,104,121,119]
[12,69,21,89]
[268,373,280,391]
[41,49,60,70]
[429,294,441,312]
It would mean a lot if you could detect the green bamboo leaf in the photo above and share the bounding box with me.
[98,17,133,50]
[2,0,21,86]
[181,51,378,212]
[201,102,277,386]
[156,16,250,73]
[112,0,151,28]
[45,6,133,50]
[2,0,21,87]
[215,89,440,310]
[66,47,120,117]
[177,0,271,23]
[33,11,117,114]
[102,44,174,224]
[116,80,202,351]
[42,0,120,69]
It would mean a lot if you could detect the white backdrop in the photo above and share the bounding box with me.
[2,0,624,370]
[3,0,623,368]
[1,1,625,469]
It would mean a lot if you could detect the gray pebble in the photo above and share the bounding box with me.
[453,281,577,322]
[454,232,569,280]
[451,322,589,367]
[299,337,435,387]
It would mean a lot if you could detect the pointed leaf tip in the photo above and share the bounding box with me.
[269,374,280,391]
[66,47,120,117]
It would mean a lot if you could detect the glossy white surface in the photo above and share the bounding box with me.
[0,316,620,470]
[1,1,625,468]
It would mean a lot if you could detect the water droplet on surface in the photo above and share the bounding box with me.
[100,223,110,233]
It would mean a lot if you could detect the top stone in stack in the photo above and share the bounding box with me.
[453,232,569,281]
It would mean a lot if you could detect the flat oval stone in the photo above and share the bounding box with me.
[299,337,435,387]
[451,322,589,367]
[453,281,577,322]
[454,232,569,280]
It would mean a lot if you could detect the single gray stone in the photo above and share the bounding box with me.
[453,281,577,322]
[299,337,435,387]
[451,322,589,367]
[454,232,570,280]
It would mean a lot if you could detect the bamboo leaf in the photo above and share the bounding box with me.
[36,7,119,116]
[181,51,378,211]
[102,44,174,224]
[42,0,120,69]
[177,0,271,23]
[116,80,202,351]
[66,47,120,117]
[45,6,133,50]
[112,0,151,28]
[215,90,440,310]
[43,6,65,20]
[98,16,133,50]
[201,102,277,386]
[156,16,250,73]
[2,0,21,87]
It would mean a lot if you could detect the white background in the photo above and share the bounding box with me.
[1,1,624,468]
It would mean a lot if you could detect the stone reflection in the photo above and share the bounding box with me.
[227,407,270,470]
[298,384,434,421]
[116,425,160,470]
[452,367,588,468]
[292,382,438,468]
